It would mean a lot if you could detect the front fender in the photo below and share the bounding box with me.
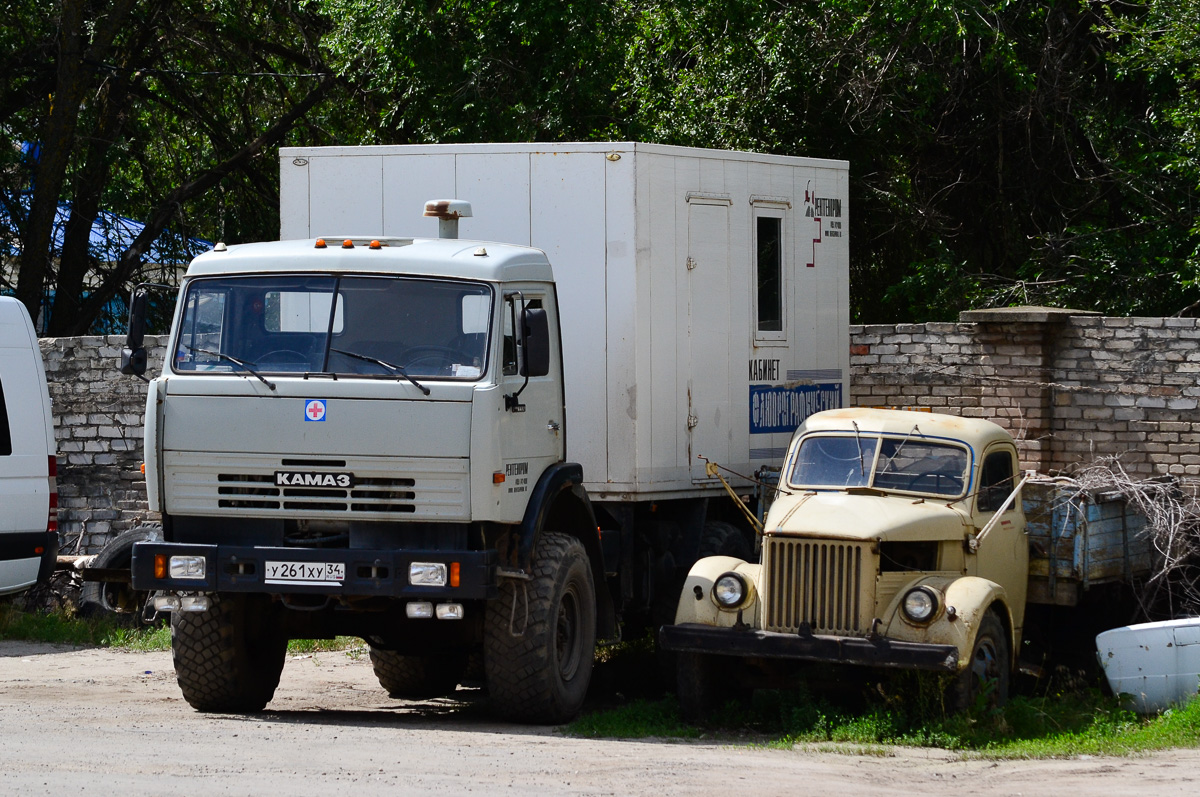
[881,576,1011,670]
[673,556,762,628]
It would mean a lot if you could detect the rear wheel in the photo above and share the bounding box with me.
[698,520,753,561]
[369,648,465,699]
[172,593,287,713]
[485,532,596,724]
[947,610,1011,713]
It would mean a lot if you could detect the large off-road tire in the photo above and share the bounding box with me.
[947,610,1011,714]
[79,524,163,622]
[697,520,753,561]
[369,647,466,699]
[171,592,287,713]
[485,532,597,724]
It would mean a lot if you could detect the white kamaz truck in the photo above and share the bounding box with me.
[122,143,850,722]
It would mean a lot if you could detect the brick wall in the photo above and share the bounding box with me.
[40,311,1200,554]
[39,336,167,554]
[850,309,1200,477]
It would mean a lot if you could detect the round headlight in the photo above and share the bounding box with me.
[713,573,747,608]
[901,586,939,623]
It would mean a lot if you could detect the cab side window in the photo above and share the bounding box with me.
[502,295,543,376]
[977,450,1015,512]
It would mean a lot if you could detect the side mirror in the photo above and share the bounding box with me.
[520,307,550,378]
[120,287,149,376]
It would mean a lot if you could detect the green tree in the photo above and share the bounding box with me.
[312,0,631,142]
[614,0,1200,321]
[2,0,339,334]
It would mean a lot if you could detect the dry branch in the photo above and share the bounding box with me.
[1033,458,1200,619]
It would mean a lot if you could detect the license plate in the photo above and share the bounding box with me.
[264,561,345,585]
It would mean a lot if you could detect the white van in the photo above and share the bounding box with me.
[0,296,58,595]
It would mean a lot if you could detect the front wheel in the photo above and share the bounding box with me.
[171,593,287,713]
[947,610,1011,713]
[484,532,597,724]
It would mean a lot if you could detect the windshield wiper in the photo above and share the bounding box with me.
[330,348,431,395]
[852,421,865,477]
[881,423,922,473]
[192,347,275,391]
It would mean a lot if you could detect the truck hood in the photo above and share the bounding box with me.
[765,491,969,542]
[160,376,473,458]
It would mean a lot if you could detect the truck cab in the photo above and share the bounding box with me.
[125,229,608,723]
[660,408,1028,717]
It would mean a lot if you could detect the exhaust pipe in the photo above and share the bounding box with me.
[423,199,473,239]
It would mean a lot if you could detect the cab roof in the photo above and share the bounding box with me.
[184,237,554,283]
[797,408,1016,449]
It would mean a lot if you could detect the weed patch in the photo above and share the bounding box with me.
[1,605,365,657]
[569,665,1200,757]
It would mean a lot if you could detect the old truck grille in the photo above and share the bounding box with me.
[762,538,874,635]
[163,452,470,521]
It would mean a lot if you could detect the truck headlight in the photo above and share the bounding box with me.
[169,556,206,579]
[409,562,447,587]
[713,572,749,609]
[901,586,940,624]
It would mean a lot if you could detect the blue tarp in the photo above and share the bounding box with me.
[2,195,211,265]
[2,193,210,333]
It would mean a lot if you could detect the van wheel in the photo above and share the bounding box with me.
[947,610,1010,713]
[78,524,163,623]
[369,647,465,699]
[484,532,596,724]
[172,593,287,713]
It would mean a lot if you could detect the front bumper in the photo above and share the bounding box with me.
[659,622,959,672]
[131,541,497,600]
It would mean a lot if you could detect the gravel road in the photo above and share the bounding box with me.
[2,640,1198,796]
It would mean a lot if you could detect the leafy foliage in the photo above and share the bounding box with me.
[3,0,1200,328]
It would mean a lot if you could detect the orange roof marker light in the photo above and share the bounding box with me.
[369,240,382,250]
[342,239,354,249]
[314,238,327,248]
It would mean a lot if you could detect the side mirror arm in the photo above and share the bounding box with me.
[120,283,171,378]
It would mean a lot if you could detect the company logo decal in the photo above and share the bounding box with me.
[275,471,354,488]
[749,383,843,435]
[803,181,845,267]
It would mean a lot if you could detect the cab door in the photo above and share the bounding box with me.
[970,444,1028,627]
[495,290,565,519]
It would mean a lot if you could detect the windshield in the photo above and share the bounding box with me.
[172,275,492,379]
[788,433,969,497]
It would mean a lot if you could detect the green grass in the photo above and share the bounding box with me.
[0,604,362,656]
[570,696,701,739]
[0,603,124,646]
[568,664,1200,758]
[285,637,365,656]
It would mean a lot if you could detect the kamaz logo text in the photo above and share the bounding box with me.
[274,471,354,488]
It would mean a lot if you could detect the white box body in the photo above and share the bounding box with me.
[279,142,850,501]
